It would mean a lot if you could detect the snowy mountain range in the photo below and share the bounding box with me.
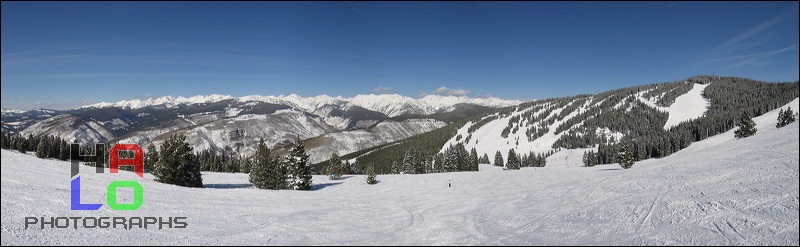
[2,94,521,163]
[78,93,522,117]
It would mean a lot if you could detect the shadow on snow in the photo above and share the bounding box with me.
[204,183,254,189]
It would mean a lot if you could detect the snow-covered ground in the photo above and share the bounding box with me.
[2,101,798,245]
[663,83,711,130]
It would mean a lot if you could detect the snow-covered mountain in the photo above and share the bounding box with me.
[434,76,798,165]
[1,108,25,116]
[442,83,714,160]
[4,94,516,163]
[79,93,522,117]
[0,108,64,134]
[341,76,798,173]
[2,96,796,245]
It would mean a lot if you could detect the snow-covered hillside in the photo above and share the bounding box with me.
[305,119,447,162]
[662,83,711,129]
[2,99,797,245]
[442,96,595,161]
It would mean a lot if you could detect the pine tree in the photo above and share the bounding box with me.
[402,149,416,174]
[777,107,796,128]
[494,150,504,167]
[16,135,27,153]
[250,138,285,190]
[365,165,378,184]
[443,146,459,172]
[152,133,203,187]
[287,138,312,190]
[144,143,158,172]
[240,157,252,174]
[734,111,757,139]
[413,150,426,174]
[26,134,36,152]
[506,149,520,170]
[583,151,592,167]
[328,153,343,179]
[433,153,445,173]
[455,143,468,171]
[0,131,8,149]
[617,142,634,169]
[391,160,400,174]
[479,153,490,164]
[35,137,47,158]
[58,139,69,160]
[469,147,479,171]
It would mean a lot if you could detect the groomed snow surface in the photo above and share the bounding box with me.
[2,101,798,245]
[663,83,711,130]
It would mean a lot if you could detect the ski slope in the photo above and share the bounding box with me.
[663,83,711,130]
[1,100,798,245]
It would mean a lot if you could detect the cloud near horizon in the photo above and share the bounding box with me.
[418,86,472,97]
[372,87,393,93]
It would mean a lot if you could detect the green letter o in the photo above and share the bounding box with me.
[107,181,143,210]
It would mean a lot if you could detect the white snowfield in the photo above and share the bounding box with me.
[663,83,711,130]
[1,101,798,245]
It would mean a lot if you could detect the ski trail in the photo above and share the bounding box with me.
[637,192,660,232]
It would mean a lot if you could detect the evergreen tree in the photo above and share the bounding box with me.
[777,107,796,128]
[287,138,312,190]
[414,150,427,174]
[26,134,36,152]
[506,149,520,170]
[365,165,378,184]
[35,137,48,158]
[494,150,504,167]
[16,135,27,153]
[58,139,70,160]
[479,153,490,164]
[391,160,400,174]
[0,131,8,149]
[152,134,203,187]
[433,153,445,173]
[328,153,343,179]
[402,149,416,174]
[424,156,435,174]
[240,157,252,174]
[250,138,285,190]
[583,151,598,167]
[617,142,634,169]
[583,151,592,167]
[734,111,757,139]
[144,143,159,172]
[443,146,459,172]
[469,147,479,171]
[455,143,469,171]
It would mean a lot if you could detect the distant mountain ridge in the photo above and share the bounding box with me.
[2,94,520,163]
[76,93,523,117]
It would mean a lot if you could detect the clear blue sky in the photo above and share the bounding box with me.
[2,1,798,110]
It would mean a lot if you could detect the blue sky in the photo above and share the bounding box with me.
[2,1,798,111]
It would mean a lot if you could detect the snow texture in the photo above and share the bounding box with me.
[663,83,711,130]
[2,100,797,245]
